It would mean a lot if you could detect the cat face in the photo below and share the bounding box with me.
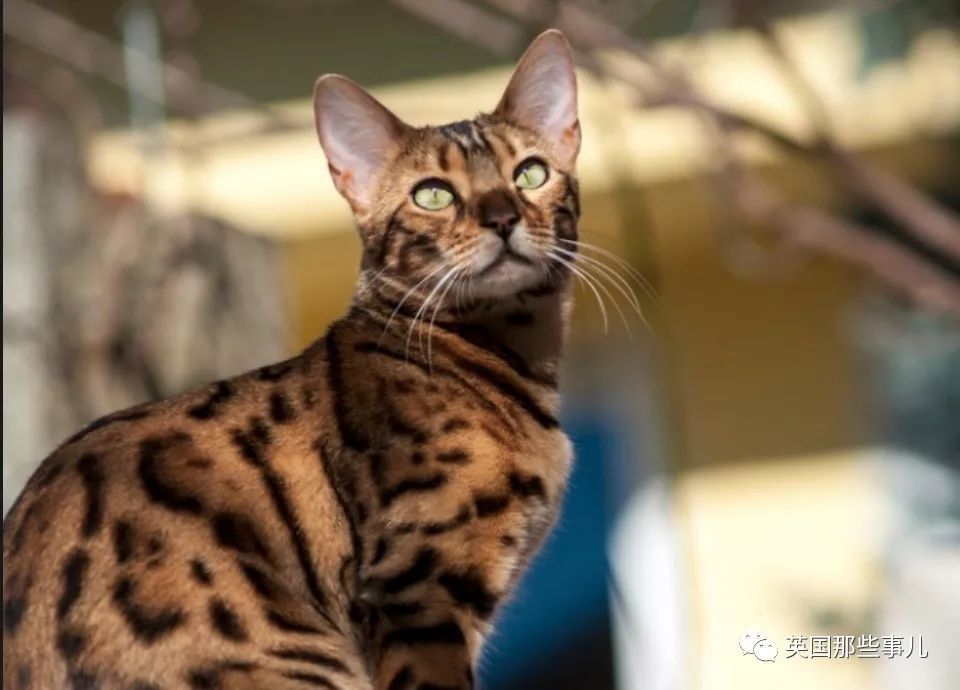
[313,30,581,302]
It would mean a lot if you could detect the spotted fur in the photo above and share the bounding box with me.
[3,30,580,690]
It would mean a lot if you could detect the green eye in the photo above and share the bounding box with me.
[412,181,455,211]
[514,160,548,190]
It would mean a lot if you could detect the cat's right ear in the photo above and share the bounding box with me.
[313,75,410,214]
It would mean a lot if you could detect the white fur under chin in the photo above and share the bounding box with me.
[465,260,547,300]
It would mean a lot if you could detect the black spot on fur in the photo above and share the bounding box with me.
[268,391,296,424]
[378,548,437,594]
[187,380,236,420]
[387,414,425,440]
[370,537,389,566]
[382,622,465,649]
[4,595,27,635]
[209,598,247,641]
[139,433,204,514]
[257,361,294,382]
[212,512,272,562]
[186,669,218,690]
[380,474,448,507]
[508,471,546,500]
[250,416,272,444]
[474,493,511,518]
[239,562,277,601]
[421,505,472,535]
[112,576,186,643]
[436,449,470,465]
[190,559,213,585]
[438,570,498,618]
[58,549,90,620]
[77,453,104,537]
[265,610,326,635]
[57,628,87,659]
[146,536,163,555]
[113,521,134,563]
[501,534,518,548]
[440,418,470,433]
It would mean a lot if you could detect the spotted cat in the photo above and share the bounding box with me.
[3,30,582,690]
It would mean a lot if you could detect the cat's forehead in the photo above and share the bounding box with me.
[435,119,490,151]
[401,116,537,178]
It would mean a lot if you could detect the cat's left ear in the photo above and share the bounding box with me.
[495,29,580,168]
[313,75,410,214]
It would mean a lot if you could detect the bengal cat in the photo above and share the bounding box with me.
[3,30,582,690]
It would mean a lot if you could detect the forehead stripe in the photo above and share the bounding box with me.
[440,120,488,153]
[437,143,451,171]
[485,128,516,157]
[473,126,495,155]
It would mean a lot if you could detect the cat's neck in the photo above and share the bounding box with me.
[443,286,570,385]
[353,275,571,388]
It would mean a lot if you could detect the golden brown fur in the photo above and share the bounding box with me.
[3,30,581,690]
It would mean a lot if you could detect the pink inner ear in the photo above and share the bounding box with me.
[497,32,580,163]
[314,75,409,211]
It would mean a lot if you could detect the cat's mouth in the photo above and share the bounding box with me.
[478,248,535,277]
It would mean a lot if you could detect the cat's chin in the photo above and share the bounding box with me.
[465,258,545,300]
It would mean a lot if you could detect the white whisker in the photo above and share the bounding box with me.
[552,245,642,316]
[552,245,651,335]
[406,265,459,361]
[378,263,447,346]
[546,250,611,334]
[559,238,661,307]
[427,265,464,371]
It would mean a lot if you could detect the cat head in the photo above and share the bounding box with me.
[313,30,580,303]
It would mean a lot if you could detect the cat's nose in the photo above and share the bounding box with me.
[478,190,520,240]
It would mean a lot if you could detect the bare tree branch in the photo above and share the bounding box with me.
[721,167,960,319]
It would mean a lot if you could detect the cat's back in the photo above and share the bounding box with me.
[2,347,366,689]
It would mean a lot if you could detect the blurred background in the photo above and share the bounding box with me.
[3,1,959,689]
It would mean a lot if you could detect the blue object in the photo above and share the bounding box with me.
[478,414,618,687]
